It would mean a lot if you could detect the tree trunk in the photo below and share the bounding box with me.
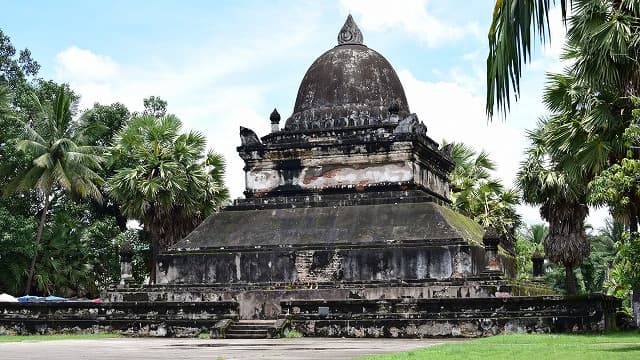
[23,193,50,295]
[633,288,640,328]
[565,265,577,295]
[150,234,158,285]
[628,195,638,233]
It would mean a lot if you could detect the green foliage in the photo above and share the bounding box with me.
[78,102,130,147]
[13,87,104,199]
[0,28,130,296]
[142,96,167,118]
[0,207,36,293]
[286,330,303,338]
[0,28,40,89]
[514,224,547,280]
[607,232,640,312]
[113,229,151,284]
[107,113,228,254]
[486,0,569,118]
[447,141,521,248]
[360,332,640,360]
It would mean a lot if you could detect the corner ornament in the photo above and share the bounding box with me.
[338,14,363,45]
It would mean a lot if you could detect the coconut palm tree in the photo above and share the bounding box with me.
[11,87,104,294]
[106,114,228,282]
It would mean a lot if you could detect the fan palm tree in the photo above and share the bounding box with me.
[448,142,521,251]
[487,0,640,118]
[106,114,228,282]
[10,87,104,294]
[517,123,591,294]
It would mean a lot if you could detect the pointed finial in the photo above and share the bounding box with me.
[337,14,363,45]
[270,108,281,133]
[270,108,281,124]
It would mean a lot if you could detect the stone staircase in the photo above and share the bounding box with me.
[225,320,277,339]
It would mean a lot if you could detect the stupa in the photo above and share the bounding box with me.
[150,15,516,317]
[105,16,618,338]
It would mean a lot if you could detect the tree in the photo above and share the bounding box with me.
[517,124,591,295]
[78,102,130,147]
[142,96,167,118]
[486,0,569,117]
[11,87,104,294]
[515,224,548,279]
[448,142,521,252]
[0,28,40,89]
[106,111,228,282]
[487,1,640,118]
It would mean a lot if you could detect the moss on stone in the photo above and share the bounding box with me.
[435,205,484,246]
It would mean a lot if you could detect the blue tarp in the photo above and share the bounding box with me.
[17,295,69,302]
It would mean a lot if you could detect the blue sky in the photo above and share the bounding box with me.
[2,0,608,228]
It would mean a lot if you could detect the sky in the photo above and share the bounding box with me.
[2,0,609,229]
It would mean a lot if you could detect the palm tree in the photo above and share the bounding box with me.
[517,124,591,294]
[523,223,549,248]
[487,0,640,118]
[449,142,521,251]
[487,0,569,117]
[11,87,104,294]
[106,114,228,282]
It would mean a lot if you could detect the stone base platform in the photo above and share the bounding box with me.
[281,294,621,337]
[0,301,238,337]
[108,275,553,320]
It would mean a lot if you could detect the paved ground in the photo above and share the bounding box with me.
[0,337,463,360]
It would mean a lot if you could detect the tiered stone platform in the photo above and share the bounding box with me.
[281,294,621,337]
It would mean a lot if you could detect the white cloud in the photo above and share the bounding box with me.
[543,5,568,58]
[399,69,524,186]
[339,0,480,47]
[55,46,119,81]
[52,16,317,199]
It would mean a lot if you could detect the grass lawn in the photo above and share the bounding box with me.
[0,333,120,343]
[360,331,640,360]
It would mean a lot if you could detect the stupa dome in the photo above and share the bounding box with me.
[285,15,410,130]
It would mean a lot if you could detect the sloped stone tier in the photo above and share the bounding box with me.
[172,202,483,250]
[281,294,621,337]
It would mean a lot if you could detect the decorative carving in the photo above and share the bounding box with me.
[483,226,502,272]
[337,14,363,45]
[393,114,426,135]
[239,126,262,147]
[441,143,454,158]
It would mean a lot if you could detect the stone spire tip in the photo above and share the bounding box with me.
[337,14,363,45]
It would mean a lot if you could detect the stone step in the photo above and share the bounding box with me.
[226,329,269,335]
[226,333,269,339]
[232,324,275,330]
[225,320,277,339]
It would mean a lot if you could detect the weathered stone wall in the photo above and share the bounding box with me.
[0,301,238,337]
[239,125,453,200]
[110,276,517,320]
[281,295,621,338]
[157,244,486,285]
